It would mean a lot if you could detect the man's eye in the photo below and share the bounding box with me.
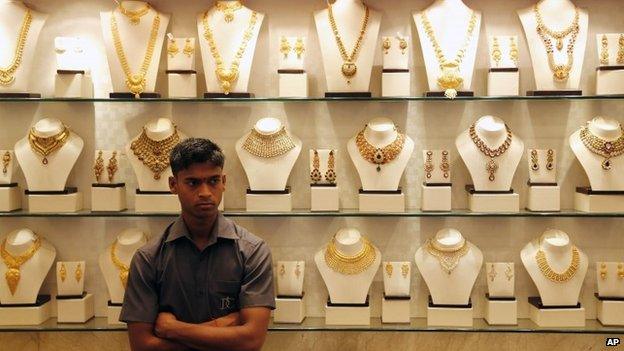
[187,180,199,186]
[210,178,220,185]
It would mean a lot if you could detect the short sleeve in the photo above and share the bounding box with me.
[119,250,159,323]
[239,241,276,310]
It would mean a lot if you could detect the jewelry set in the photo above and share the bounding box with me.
[425,238,470,275]
[130,126,181,180]
[242,126,295,158]
[384,262,410,279]
[600,34,624,66]
[530,149,554,172]
[310,149,336,184]
[1,236,42,295]
[58,262,83,284]
[534,4,579,82]
[469,122,513,182]
[579,122,624,171]
[535,242,580,283]
[280,37,305,59]
[355,125,405,172]
[93,150,119,183]
[382,36,408,55]
[328,4,369,84]
[167,38,195,58]
[487,263,514,282]
[599,262,624,280]
[424,150,450,179]
[324,236,376,275]
[490,36,519,67]
[28,124,71,165]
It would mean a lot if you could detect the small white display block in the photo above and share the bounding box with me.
[381,296,411,324]
[325,300,370,326]
[310,185,339,212]
[359,190,405,213]
[427,299,473,327]
[596,295,624,326]
[107,303,124,325]
[27,191,83,213]
[382,71,410,97]
[466,187,519,213]
[421,184,451,212]
[487,69,520,96]
[596,68,624,96]
[91,185,127,212]
[484,296,518,326]
[274,295,306,324]
[0,185,21,212]
[0,296,52,326]
[168,73,197,98]
[246,189,292,212]
[574,188,624,213]
[135,192,180,213]
[527,185,560,212]
[57,294,95,324]
[54,73,94,98]
[528,297,585,327]
[278,72,308,98]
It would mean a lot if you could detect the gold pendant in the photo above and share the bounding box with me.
[556,38,563,51]
[486,158,498,181]
[75,263,83,283]
[126,74,146,98]
[119,270,129,288]
[602,158,612,170]
[216,66,239,95]
[6,268,20,295]
[437,62,463,99]
[224,9,234,23]
[0,71,16,86]
[129,15,141,25]
[552,65,570,81]
[60,263,67,282]
[341,61,357,83]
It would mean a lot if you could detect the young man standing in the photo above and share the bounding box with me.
[120,138,275,351]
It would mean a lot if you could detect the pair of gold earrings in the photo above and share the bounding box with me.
[385,263,409,278]
[491,37,519,67]
[2,151,10,175]
[599,262,624,280]
[311,149,336,184]
[424,150,449,179]
[280,37,305,59]
[488,263,514,282]
[530,149,554,172]
[279,262,302,279]
[94,151,119,183]
[168,38,195,58]
[600,34,624,65]
[382,37,408,55]
[59,263,83,283]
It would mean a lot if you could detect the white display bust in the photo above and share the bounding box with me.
[100,1,170,94]
[518,0,588,91]
[455,115,524,191]
[347,117,414,191]
[14,118,84,191]
[235,118,302,191]
[0,229,55,305]
[125,118,186,192]
[315,228,380,304]
[0,1,47,93]
[197,1,264,94]
[570,117,624,191]
[415,228,483,305]
[99,228,148,304]
[520,229,588,306]
[413,0,481,93]
[314,0,381,92]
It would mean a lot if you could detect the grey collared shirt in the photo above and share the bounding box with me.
[120,214,275,324]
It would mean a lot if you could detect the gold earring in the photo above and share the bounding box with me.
[531,150,539,171]
[107,151,118,183]
[2,151,10,175]
[183,38,194,57]
[505,263,513,281]
[294,263,301,279]
[488,263,497,282]
[398,37,408,55]
[385,263,393,277]
[401,264,409,278]
[618,34,624,65]
[280,36,291,58]
[618,263,624,280]
[168,38,179,58]
[294,38,305,59]
[440,150,450,179]
[546,149,554,171]
[279,264,285,276]
[600,263,608,280]
[601,34,610,65]
[509,37,519,66]
[75,263,83,283]
[492,37,502,67]
[59,263,67,282]
[310,150,322,184]
[382,38,391,55]
[325,150,336,184]
[424,151,434,179]
[94,151,104,183]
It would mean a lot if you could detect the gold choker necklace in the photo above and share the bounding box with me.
[327,4,370,84]
[28,124,71,165]
[535,244,580,283]
[130,126,180,180]
[0,8,32,86]
[324,237,376,275]
[534,5,580,81]
[355,126,405,172]
[1,237,42,295]
[216,1,243,23]
[118,2,151,25]
[425,238,470,275]
[579,123,624,171]
[469,123,513,181]
[242,126,295,158]
[110,238,139,289]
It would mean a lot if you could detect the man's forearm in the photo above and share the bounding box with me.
[168,322,264,351]
[132,336,188,351]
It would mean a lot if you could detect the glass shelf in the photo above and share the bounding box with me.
[0,317,622,334]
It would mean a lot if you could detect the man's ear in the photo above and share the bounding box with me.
[169,175,178,194]
[221,173,227,187]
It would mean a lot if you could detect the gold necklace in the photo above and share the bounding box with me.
[117,2,151,25]
[216,1,243,23]
[579,123,624,171]
[110,9,160,98]
[130,126,180,180]
[242,126,295,158]
[535,245,580,283]
[533,5,579,81]
[324,237,376,275]
[202,9,258,95]
[469,123,513,181]
[0,8,32,86]
[425,238,470,275]
[28,124,71,165]
[327,4,370,84]
[355,126,405,172]
[110,240,130,288]
[1,237,42,295]
[420,10,477,98]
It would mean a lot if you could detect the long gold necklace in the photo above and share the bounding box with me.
[0,8,32,86]
[242,126,295,158]
[216,1,243,23]
[118,2,151,25]
[355,126,405,172]
[327,4,369,84]
[324,237,376,275]
[534,5,579,81]
[130,126,180,180]
[203,8,258,95]
[420,10,477,99]
[1,237,42,295]
[28,124,71,165]
[535,244,580,283]
[469,123,513,181]
[579,123,624,171]
[110,9,160,98]
[425,238,470,275]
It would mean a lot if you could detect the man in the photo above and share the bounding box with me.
[120,138,275,351]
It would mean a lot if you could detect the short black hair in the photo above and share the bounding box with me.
[170,138,225,175]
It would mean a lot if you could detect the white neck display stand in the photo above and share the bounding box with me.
[595,33,624,96]
[99,229,147,325]
[413,0,481,97]
[484,262,517,325]
[456,116,522,212]
[527,148,560,212]
[236,118,301,212]
[56,261,94,323]
[15,118,84,213]
[0,229,54,326]
[348,118,413,212]
[0,1,46,97]
[310,149,339,212]
[91,150,127,212]
[274,260,306,324]
[571,117,624,212]
[381,261,411,324]
[521,229,587,327]
[421,149,452,212]
[198,2,264,98]
[126,118,184,213]
[315,228,380,325]
[487,36,520,97]
[518,0,588,95]
[101,1,169,98]
[167,34,198,98]
[54,36,94,99]
[381,34,410,97]
[278,36,308,98]
[0,149,21,212]
[595,261,624,326]
[314,0,381,96]
[415,228,482,327]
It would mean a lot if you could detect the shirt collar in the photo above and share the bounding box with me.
[165,213,237,245]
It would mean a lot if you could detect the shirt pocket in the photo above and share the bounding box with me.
[209,280,241,319]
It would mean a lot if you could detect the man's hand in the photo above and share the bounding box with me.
[155,312,179,339]
[211,312,241,327]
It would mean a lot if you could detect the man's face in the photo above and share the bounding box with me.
[169,162,226,219]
